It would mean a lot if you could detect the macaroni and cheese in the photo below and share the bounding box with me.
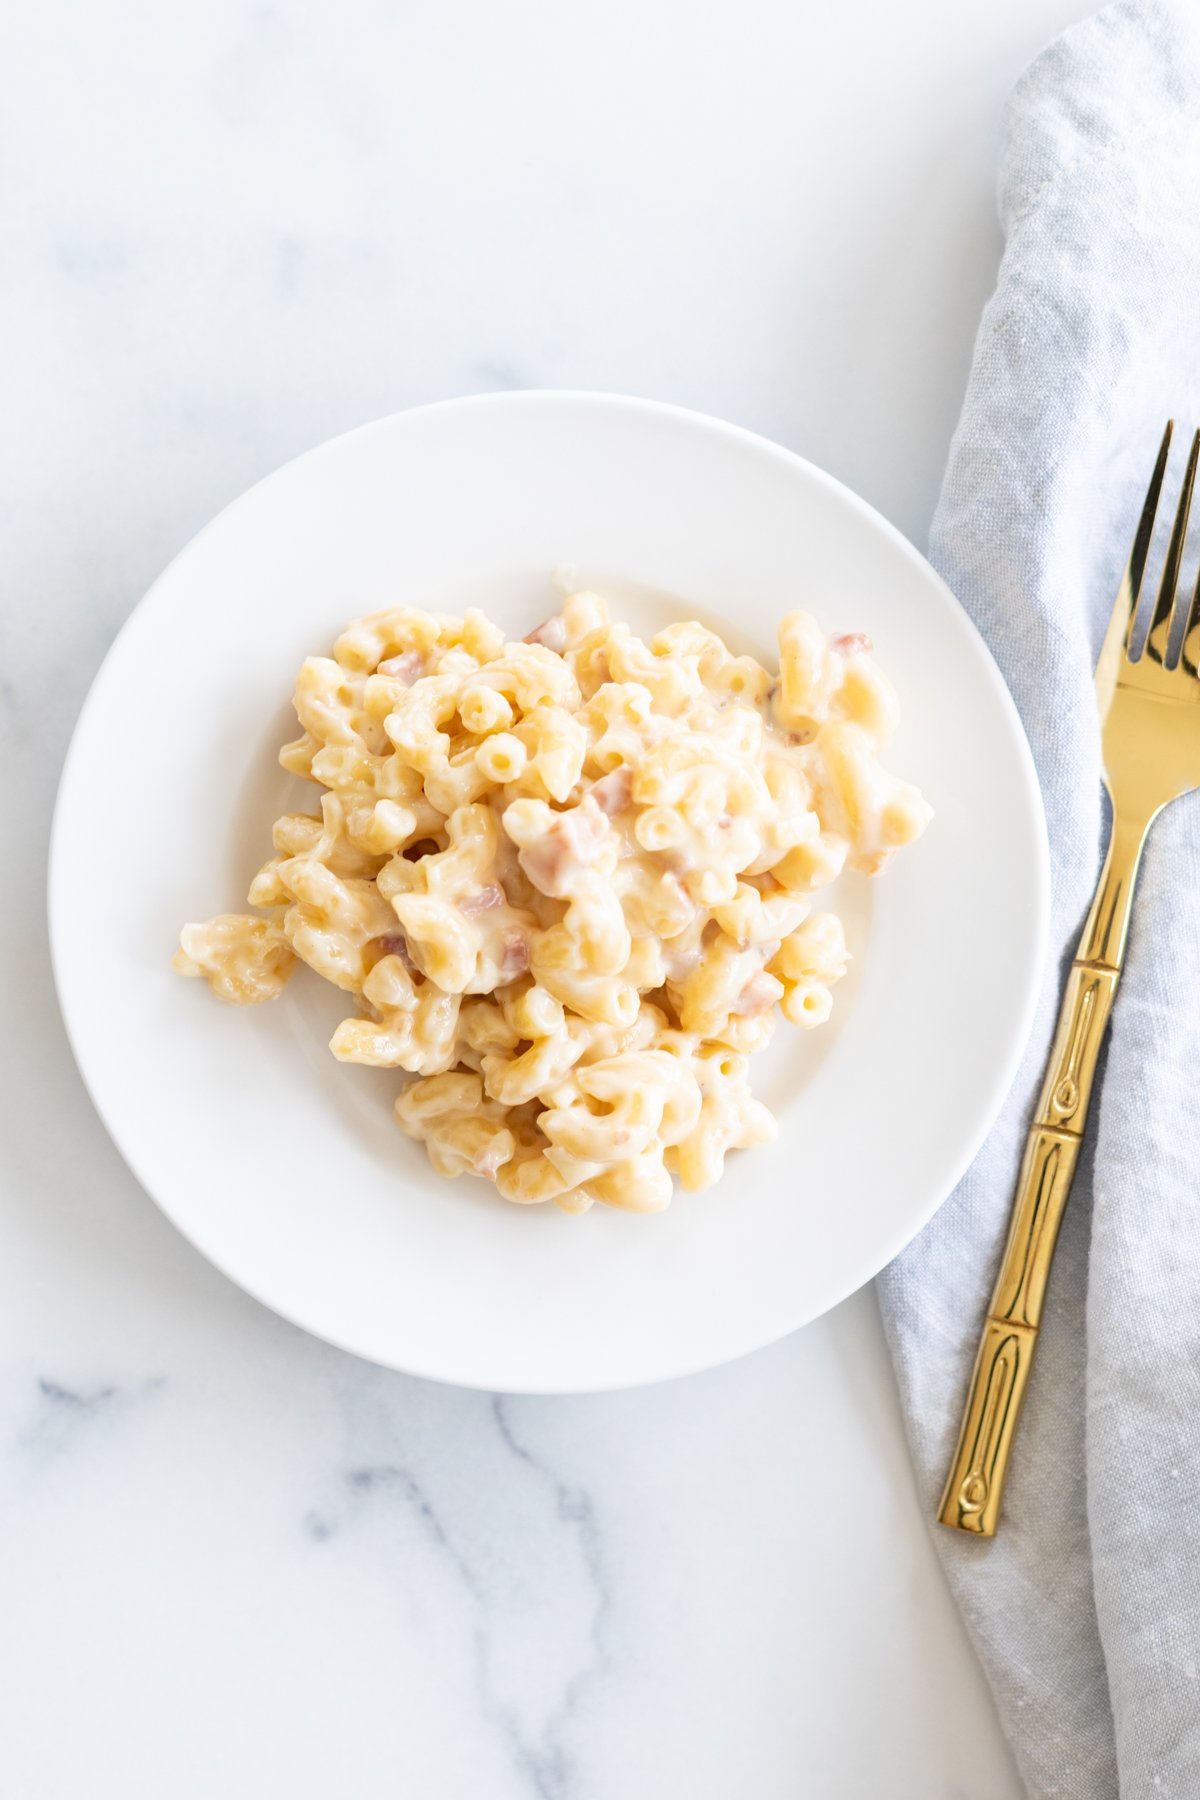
[175,593,931,1213]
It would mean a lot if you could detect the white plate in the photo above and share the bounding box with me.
[50,393,1048,1393]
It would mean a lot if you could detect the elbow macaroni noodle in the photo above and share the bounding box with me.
[174,593,931,1214]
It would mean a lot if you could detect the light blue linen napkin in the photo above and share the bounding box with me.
[876,5,1200,1795]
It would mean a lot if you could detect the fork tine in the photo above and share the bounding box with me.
[1179,470,1200,676]
[1096,422,1172,692]
[1145,428,1199,666]
[1181,561,1200,677]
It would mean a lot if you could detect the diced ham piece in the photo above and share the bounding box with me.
[370,931,416,972]
[589,766,633,815]
[498,930,530,976]
[516,797,610,898]
[662,944,701,982]
[523,614,568,653]
[473,1140,509,1179]
[458,882,506,918]
[832,633,872,656]
[733,971,784,1017]
[377,649,425,683]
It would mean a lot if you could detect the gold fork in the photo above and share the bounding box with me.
[938,420,1200,1537]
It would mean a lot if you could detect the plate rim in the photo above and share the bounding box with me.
[48,389,1051,1392]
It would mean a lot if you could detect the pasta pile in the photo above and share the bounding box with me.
[175,592,930,1212]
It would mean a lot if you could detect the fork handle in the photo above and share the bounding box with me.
[937,811,1150,1536]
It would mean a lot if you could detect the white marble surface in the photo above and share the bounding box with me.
[2,2,1094,1794]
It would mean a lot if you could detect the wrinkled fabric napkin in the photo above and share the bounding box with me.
[876,4,1200,1795]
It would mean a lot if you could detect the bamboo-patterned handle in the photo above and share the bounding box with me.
[937,957,1119,1537]
[936,1316,1039,1534]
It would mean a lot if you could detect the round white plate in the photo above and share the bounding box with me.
[50,393,1048,1393]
